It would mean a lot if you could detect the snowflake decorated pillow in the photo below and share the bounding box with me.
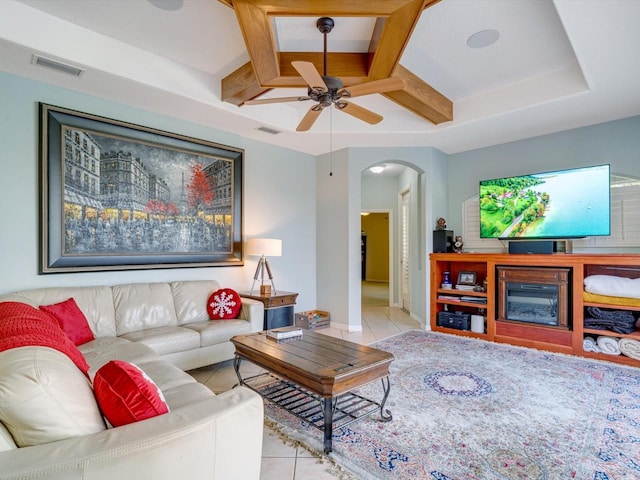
[207,288,242,319]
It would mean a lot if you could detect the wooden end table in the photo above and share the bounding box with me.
[231,330,393,454]
[240,291,298,330]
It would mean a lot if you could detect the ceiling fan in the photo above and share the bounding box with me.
[244,17,405,132]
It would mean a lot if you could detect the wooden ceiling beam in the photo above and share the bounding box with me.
[221,53,370,104]
[279,53,369,86]
[368,0,434,79]
[385,65,453,124]
[221,62,272,106]
[235,1,425,16]
[221,0,453,124]
[232,0,279,85]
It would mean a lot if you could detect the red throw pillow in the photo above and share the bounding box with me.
[207,288,242,319]
[93,360,169,427]
[40,298,94,346]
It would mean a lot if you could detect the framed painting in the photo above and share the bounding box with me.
[39,103,243,273]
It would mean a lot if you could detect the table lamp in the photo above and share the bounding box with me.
[246,238,282,295]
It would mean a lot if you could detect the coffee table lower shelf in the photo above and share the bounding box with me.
[239,371,391,453]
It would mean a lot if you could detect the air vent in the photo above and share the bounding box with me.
[256,126,281,135]
[32,54,84,77]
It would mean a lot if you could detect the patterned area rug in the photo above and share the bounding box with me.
[264,330,640,479]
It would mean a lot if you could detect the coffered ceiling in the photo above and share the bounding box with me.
[1,0,639,156]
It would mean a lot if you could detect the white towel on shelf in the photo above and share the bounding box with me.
[619,338,640,360]
[596,336,621,355]
[584,275,640,299]
[583,336,601,353]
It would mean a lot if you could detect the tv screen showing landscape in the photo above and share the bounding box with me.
[479,164,610,239]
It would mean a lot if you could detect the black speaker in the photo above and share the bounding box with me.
[433,230,453,253]
[508,240,554,254]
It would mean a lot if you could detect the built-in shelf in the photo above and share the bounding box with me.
[430,253,640,368]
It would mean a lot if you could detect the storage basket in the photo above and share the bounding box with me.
[295,310,330,330]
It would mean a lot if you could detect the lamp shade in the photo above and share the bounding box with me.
[246,238,282,257]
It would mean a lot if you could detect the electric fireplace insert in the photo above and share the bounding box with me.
[497,266,570,329]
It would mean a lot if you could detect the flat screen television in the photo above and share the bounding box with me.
[479,164,610,239]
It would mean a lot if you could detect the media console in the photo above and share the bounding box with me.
[430,253,640,368]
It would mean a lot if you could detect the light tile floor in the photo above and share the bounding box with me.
[188,304,422,480]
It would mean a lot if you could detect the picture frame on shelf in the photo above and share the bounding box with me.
[457,271,477,286]
[39,103,244,273]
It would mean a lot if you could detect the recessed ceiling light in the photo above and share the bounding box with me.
[147,0,183,11]
[370,165,385,174]
[467,29,500,49]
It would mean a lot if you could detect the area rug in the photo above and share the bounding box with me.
[264,330,640,479]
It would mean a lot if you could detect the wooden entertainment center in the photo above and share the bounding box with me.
[430,253,640,368]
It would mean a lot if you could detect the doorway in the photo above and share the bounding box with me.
[360,212,390,306]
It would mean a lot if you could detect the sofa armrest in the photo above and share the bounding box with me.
[0,387,263,480]
[239,297,264,332]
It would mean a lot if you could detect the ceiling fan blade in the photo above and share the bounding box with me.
[337,102,383,125]
[244,96,310,105]
[341,77,405,98]
[292,61,328,91]
[296,106,323,132]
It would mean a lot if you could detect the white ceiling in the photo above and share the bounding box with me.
[1,0,640,157]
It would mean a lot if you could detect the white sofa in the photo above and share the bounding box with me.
[0,280,265,480]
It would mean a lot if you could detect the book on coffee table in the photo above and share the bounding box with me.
[266,326,303,340]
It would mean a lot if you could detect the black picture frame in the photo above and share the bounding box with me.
[39,103,243,273]
[457,271,477,286]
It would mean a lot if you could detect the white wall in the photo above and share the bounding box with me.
[0,72,318,312]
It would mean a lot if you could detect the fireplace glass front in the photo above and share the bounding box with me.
[505,282,559,326]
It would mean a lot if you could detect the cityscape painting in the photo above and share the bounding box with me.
[40,104,243,273]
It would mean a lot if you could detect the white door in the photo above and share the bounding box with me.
[401,189,411,312]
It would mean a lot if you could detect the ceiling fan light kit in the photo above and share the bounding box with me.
[245,17,404,132]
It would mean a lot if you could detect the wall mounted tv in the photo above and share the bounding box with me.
[479,164,610,239]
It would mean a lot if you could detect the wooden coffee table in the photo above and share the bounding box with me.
[231,330,394,454]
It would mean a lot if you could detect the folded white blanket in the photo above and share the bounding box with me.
[584,275,640,299]
[619,338,640,360]
[596,336,621,355]
[583,336,601,353]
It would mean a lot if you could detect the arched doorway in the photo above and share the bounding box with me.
[361,161,423,329]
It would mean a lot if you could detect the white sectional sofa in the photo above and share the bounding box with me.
[0,280,265,480]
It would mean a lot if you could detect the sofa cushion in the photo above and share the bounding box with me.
[171,280,221,325]
[207,288,242,319]
[184,318,252,347]
[0,294,37,307]
[162,382,215,410]
[132,358,203,395]
[119,326,200,355]
[0,346,106,447]
[0,301,90,376]
[113,283,177,336]
[0,422,17,452]
[79,337,159,379]
[40,297,95,346]
[12,286,117,338]
[94,360,170,427]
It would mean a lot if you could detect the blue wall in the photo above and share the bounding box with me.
[0,72,317,311]
[446,116,640,236]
